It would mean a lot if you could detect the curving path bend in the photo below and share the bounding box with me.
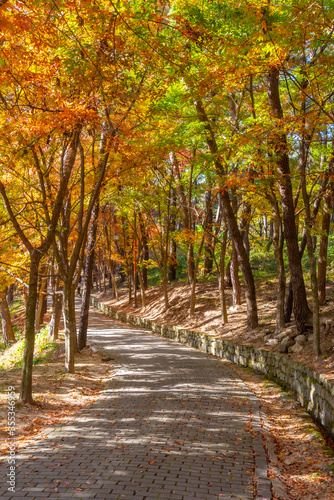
[0,305,271,499]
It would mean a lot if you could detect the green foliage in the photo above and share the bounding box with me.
[250,243,280,279]
[148,266,163,287]
[0,327,57,372]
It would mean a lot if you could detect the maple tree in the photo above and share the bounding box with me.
[1,0,334,402]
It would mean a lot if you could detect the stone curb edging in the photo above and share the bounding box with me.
[89,297,334,442]
[90,297,334,497]
[90,297,334,443]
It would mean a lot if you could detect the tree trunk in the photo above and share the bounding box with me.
[138,268,146,309]
[35,277,47,330]
[189,233,206,317]
[6,284,14,304]
[221,190,258,328]
[78,250,95,351]
[269,197,286,332]
[231,244,241,306]
[48,263,56,338]
[108,261,119,301]
[0,290,15,344]
[187,242,195,285]
[162,263,169,311]
[267,67,310,333]
[103,264,107,293]
[204,189,214,274]
[239,200,251,256]
[285,156,334,320]
[273,234,286,333]
[97,251,102,292]
[63,280,77,373]
[318,192,332,305]
[171,152,195,284]
[168,238,177,283]
[48,277,62,341]
[284,281,293,324]
[138,212,149,290]
[194,98,258,329]
[78,202,99,351]
[225,259,232,287]
[300,123,320,355]
[168,192,177,283]
[219,228,228,325]
[306,231,321,356]
[128,266,132,303]
[20,252,40,403]
[133,211,138,308]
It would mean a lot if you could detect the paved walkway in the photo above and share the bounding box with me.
[0,306,271,499]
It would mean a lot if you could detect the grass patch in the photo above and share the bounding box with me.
[0,327,57,371]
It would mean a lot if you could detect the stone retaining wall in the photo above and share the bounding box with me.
[90,297,334,439]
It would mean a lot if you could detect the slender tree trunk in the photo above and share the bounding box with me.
[231,244,241,306]
[194,98,258,329]
[318,192,332,305]
[171,152,195,284]
[138,212,149,290]
[230,191,241,306]
[168,239,177,283]
[219,228,228,325]
[138,268,146,309]
[6,284,14,304]
[78,202,99,351]
[23,287,28,310]
[162,261,169,311]
[189,230,206,316]
[0,290,15,344]
[263,214,268,238]
[300,125,320,355]
[41,291,47,323]
[239,200,251,256]
[267,67,310,332]
[204,189,214,274]
[35,277,47,330]
[168,193,177,283]
[187,243,195,285]
[63,279,77,373]
[108,261,119,301]
[220,190,258,328]
[269,198,286,332]
[128,266,132,303]
[97,252,102,292]
[306,231,321,356]
[274,235,286,333]
[48,276,61,341]
[20,252,40,403]
[225,259,232,287]
[103,264,107,293]
[48,261,56,338]
[78,248,95,351]
[285,164,333,320]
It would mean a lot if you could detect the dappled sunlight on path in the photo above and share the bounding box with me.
[0,304,270,499]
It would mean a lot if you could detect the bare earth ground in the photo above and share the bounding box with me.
[0,343,113,455]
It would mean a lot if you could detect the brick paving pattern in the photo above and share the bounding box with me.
[0,307,271,499]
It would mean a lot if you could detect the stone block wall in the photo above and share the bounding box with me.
[90,297,334,439]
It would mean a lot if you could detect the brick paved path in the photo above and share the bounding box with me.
[0,306,271,500]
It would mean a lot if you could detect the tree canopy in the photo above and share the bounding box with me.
[1,0,334,401]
